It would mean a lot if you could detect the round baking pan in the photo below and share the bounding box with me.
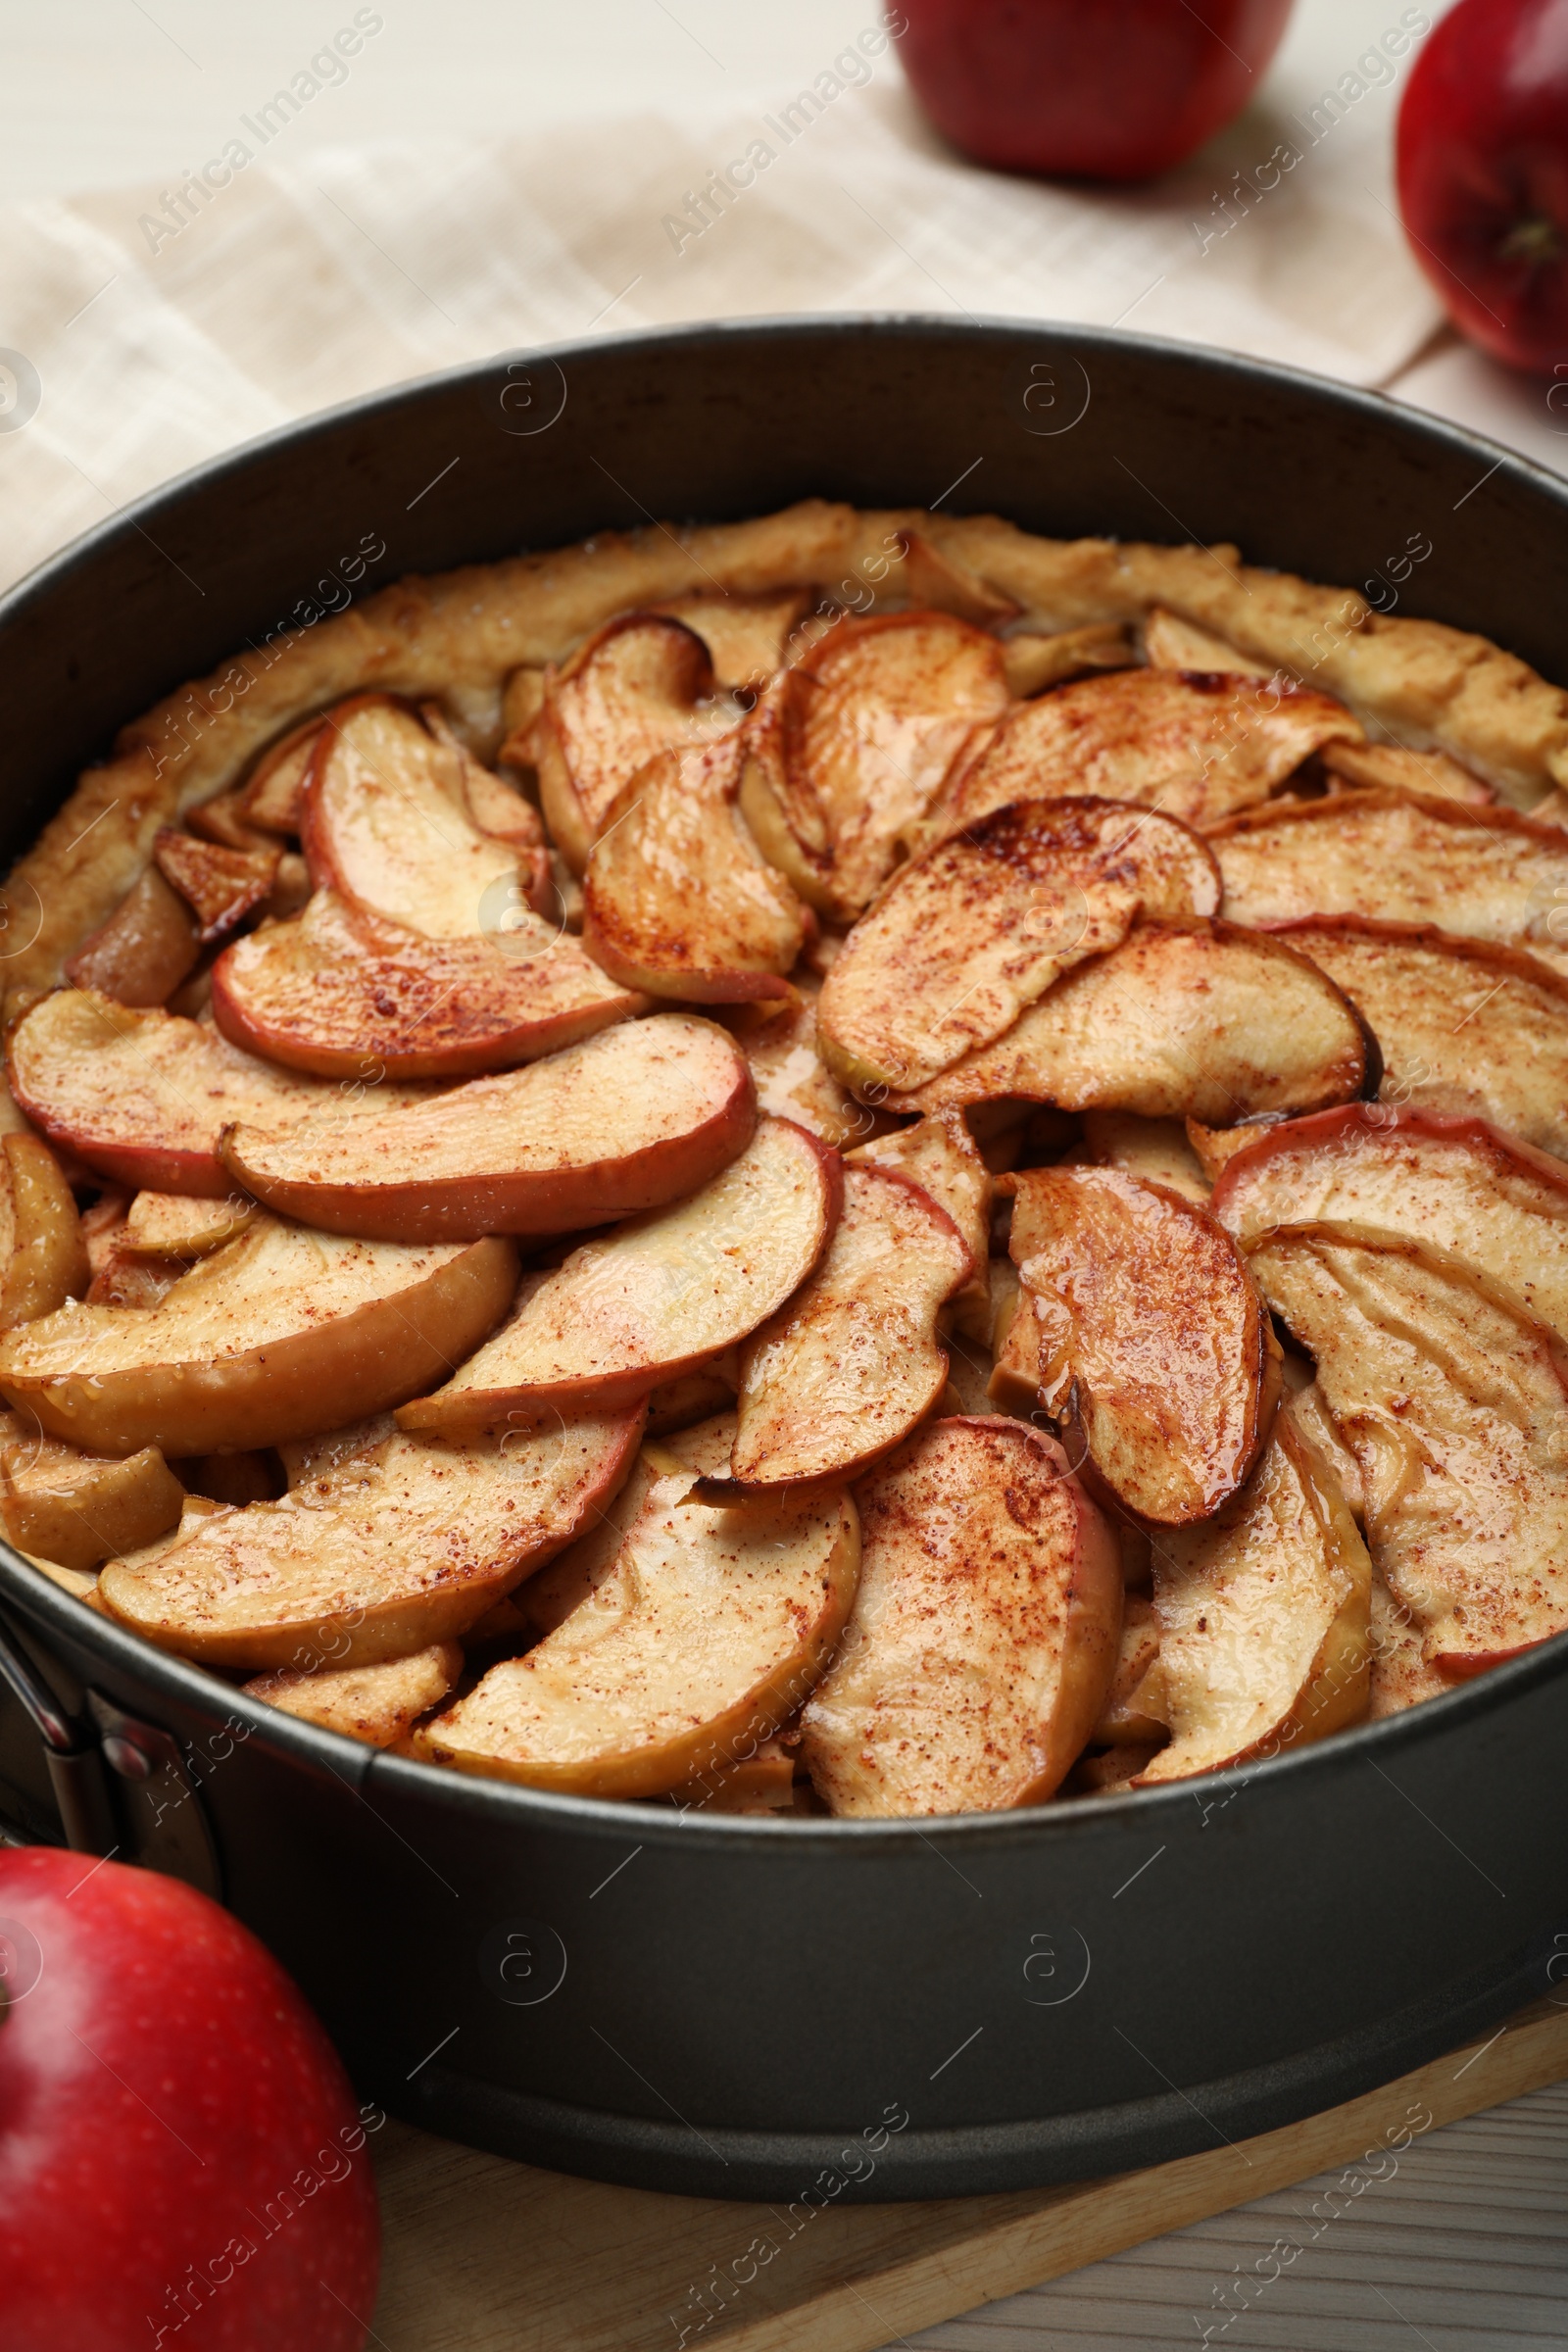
[1,317,1565,2200]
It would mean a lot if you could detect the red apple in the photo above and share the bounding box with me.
[0,1847,380,2352]
[1397,0,1568,375]
[890,0,1297,182]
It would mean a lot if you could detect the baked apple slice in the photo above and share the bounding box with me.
[1211,792,1568,964]
[739,610,1010,920]
[582,733,807,1001]
[654,589,811,691]
[1249,1224,1568,1676]
[893,920,1377,1126]
[1091,1595,1169,1746]
[1274,919,1568,1159]
[242,1641,464,1747]
[119,1190,254,1259]
[63,866,201,1007]
[212,888,643,1080]
[1134,1406,1371,1785]
[1009,1166,1279,1525]
[799,1417,1121,1815]
[1368,1571,1450,1719]
[739,981,865,1148]
[97,1407,642,1668]
[397,1117,837,1427]
[0,1215,516,1456]
[694,1162,972,1499]
[152,827,277,945]
[300,696,524,938]
[416,1418,858,1795]
[1078,1109,1209,1201]
[0,1414,185,1573]
[530,614,736,873]
[816,797,1220,1094]
[932,668,1361,839]
[242,717,322,833]
[1212,1103,1568,1345]
[222,1012,756,1243]
[1142,608,1273,675]
[0,1134,90,1330]
[7,989,428,1196]
[1001,622,1134,698]
[1319,740,1492,806]
[848,1107,993,1341]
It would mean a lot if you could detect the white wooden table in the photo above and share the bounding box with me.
[3,4,1565,2343]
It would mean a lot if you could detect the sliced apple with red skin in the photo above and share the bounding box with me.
[396,1116,838,1429]
[532,614,737,874]
[416,1416,859,1795]
[848,1107,993,1342]
[1210,792,1568,966]
[119,1190,255,1259]
[816,797,1221,1095]
[212,888,644,1080]
[1134,1404,1371,1785]
[242,1640,464,1747]
[799,1415,1121,1816]
[152,827,278,945]
[692,1162,971,1501]
[0,1213,517,1457]
[1009,1165,1280,1526]
[931,667,1361,841]
[97,1405,642,1669]
[892,920,1378,1126]
[222,1012,756,1245]
[1272,918,1568,1160]
[582,733,808,1002]
[1248,1223,1568,1677]
[63,867,200,1008]
[7,989,430,1197]
[739,610,1011,921]
[242,717,322,833]
[0,1411,185,1573]
[1211,1102,1568,1346]
[0,1134,89,1330]
[300,695,527,940]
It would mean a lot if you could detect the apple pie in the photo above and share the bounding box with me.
[5,497,1567,1816]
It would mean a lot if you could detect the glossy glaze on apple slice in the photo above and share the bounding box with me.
[223,1012,756,1243]
[0,1413,185,1573]
[582,733,808,1002]
[531,613,736,873]
[417,1417,858,1795]
[243,1640,464,1747]
[848,1107,994,1342]
[932,667,1361,839]
[739,980,868,1148]
[300,696,523,937]
[816,797,1220,1094]
[212,887,643,1079]
[893,919,1377,1125]
[800,1416,1122,1816]
[7,989,429,1196]
[153,827,278,944]
[1211,1102,1568,1344]
[1211,791,1568,964]
[0,1134,89,1331]
[1248,1223,1568,1677]
[1134,1406,1371,1785]
[0,1215,517,1457]
[98,1407,642,1669]
[397,1117,838,1427]
[1009,1165,1279,1526]
[1274,918,1568,1158]
[739,610,1010,920]
[695,1162,972,1499]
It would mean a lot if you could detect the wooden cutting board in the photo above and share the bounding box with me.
[370,1995,1568,2352]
